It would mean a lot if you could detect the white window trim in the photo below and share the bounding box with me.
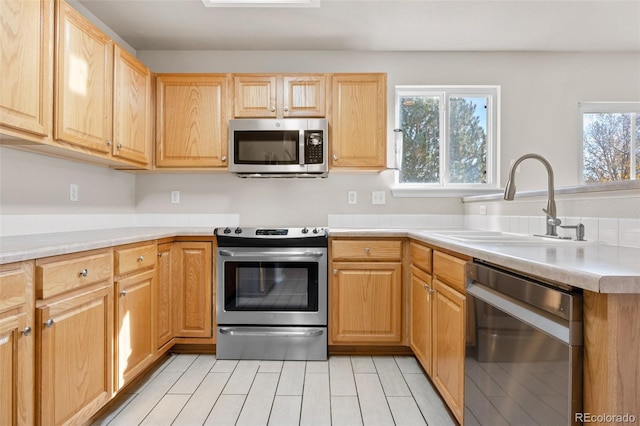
[578,101,640,184]
[391,85,500,197]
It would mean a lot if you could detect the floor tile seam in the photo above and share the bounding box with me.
[391,357,430,426]
[170,369,233,426]
[99,392,140,426]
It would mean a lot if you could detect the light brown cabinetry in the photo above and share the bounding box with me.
[0,0,53,142]
[172,242,213,339]
[156,74,229,168]
[233,74,326,118]
[409,242,467,424]
[54,0,152,168]
[409,243,433,376]
[329,239,403,344]
[112,45,153,167]
[113,243,156,391]
[54,0,113,154]
[0,261,35,426]
[156,243,173,350]
[35,250,113,425]
[329,73,387,170]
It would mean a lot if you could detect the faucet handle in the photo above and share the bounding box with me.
[542,208,561,226]
[560,223,585,241]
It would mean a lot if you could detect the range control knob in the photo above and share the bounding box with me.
[302,227,309,234]
[313,228,320,234]
[223,227,232,234]
[234,227,242,234]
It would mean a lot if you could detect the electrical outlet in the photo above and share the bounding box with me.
[171,190,180,204]
[372,191,386,205]
[348,191,357,204]
[69,184,78,202]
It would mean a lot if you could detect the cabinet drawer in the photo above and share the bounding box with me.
[0,267,27,314]
[331,239,402,261]
[433,251,467,293]
[410,242,432,274]
[114,243,156,276]
[36,251,112,299]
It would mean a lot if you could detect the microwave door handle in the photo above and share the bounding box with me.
[299,130,305,166]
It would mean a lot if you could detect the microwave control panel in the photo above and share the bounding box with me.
[304,131,324,164]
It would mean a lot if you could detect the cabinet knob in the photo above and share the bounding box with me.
[364,247,370,254]
[333,154,338,161]
[120,290,127,297]
[138,255,145,262]
[107,140,113,147]
[284,106,289,112]
[44,319,54,328]
[80,269,88,277]
[117,143,122,149]
[22,326,32,337]
[221,156,227,162]
[332,269,338,275]
[158,252,163,258]
[270,106,276,112]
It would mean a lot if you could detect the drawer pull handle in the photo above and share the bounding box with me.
[22,326,32,337]
[120,290,127,297]
[138,255,145,262]
[44,319,54,328]
[80,269,88,277]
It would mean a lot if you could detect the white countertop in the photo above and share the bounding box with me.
[1,226,639,294]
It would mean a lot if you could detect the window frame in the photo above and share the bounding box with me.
[578,101,640,184]
[392,85,500,196]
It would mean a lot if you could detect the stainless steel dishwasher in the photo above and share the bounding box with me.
[465,261,583,426]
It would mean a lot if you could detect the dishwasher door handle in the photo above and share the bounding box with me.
[467,282,578,345]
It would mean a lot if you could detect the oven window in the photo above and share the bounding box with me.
[224,262,319,311]
[234,131,299,164]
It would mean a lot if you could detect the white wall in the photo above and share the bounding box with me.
[1,50,639,234]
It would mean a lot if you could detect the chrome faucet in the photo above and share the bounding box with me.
[504,153,561,237]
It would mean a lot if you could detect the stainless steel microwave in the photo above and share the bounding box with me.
[229,118,328,177]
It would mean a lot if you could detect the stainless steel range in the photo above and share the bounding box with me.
[214,227,328,360]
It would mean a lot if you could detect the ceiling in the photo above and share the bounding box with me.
[76,0,640,52]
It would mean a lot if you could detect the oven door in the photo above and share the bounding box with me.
[216,247,327,326]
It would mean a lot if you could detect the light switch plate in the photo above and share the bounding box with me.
[69,184,78,202]
[372,191,386,205]
[348,191,357,204]
[171,191,180,204]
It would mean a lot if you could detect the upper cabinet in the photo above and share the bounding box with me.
[155,74,229,168]
[112,45,153,167]
[54,0,113,154]
[233,74,326,118]
[0,0,53,141]
[329,73,387,171]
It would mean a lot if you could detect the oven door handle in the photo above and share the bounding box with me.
[218,327,325,338]
[218,250,325,258]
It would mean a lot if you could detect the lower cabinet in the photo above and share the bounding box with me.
[156,243,173,350]
[36,284,113,425]
[409,242,468,425]
[114,269,155,390]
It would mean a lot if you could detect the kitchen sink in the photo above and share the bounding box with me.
[427,230,584,245]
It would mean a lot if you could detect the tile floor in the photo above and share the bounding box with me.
[93,353,456,426]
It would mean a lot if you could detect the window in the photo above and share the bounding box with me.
[394,86,499,191]
[580,102,640,183]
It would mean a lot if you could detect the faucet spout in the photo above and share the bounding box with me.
[504,153,559,236]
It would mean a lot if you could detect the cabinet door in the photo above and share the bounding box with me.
[233,75,278,118]
[432,278,465,424]
[0,313,25,426]
[112,45,152,167]
[410,266,432,376]
[54,0,113,153]
[156,243,173,350]
[173,242,212,338]
[0,0,53,139]
[330,73,386,170]
[115,270,155,390]
[156,74,229,168]
[282,75,325,117]
[330,262,402,344]
[37,284,113,426]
